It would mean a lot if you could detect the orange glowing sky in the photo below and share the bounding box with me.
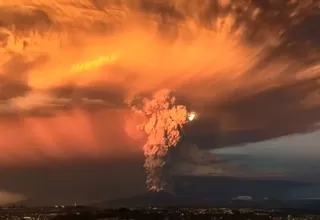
[0,0,319,167]
[0,108,145,166]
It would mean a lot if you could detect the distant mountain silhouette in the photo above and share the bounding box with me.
[94,191,201,208]
[174,175,318,200]
[93,176,320,210]
[93,190,282,208]
[94,191,320,212]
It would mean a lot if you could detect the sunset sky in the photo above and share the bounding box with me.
[0,0,319,205]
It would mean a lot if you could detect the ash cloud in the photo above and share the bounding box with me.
[0,0,319,178]
[128,89,189,191]
[185,76,320,148]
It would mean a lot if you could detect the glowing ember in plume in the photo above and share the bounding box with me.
[127,89,189,192]
[188,112,197,122]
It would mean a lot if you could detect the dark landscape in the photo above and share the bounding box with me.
[1,204,320,220]
[4,177,320,219]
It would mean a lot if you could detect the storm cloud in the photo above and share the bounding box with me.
[0,0,319,178]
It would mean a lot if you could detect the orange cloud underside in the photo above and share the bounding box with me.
[0,109,144,167]
[0,0,319,167]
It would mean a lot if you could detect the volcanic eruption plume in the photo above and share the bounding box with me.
[127,89,190,192]
[0,0,319,174]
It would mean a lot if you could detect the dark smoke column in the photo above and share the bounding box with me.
[128,89,188,192]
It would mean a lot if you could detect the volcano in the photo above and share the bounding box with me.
[94,191,202,208]
[92,176,320,209]
[94,190,320,211]
[92,191,252,208]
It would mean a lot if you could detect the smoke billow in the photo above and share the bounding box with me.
[0,0,319,176]
[127,89,188,192]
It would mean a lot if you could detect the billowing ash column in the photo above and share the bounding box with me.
[127,89,195,192]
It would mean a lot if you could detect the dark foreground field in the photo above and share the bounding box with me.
[1,206,320,220]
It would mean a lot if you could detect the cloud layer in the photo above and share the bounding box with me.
[0,0,319,170]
